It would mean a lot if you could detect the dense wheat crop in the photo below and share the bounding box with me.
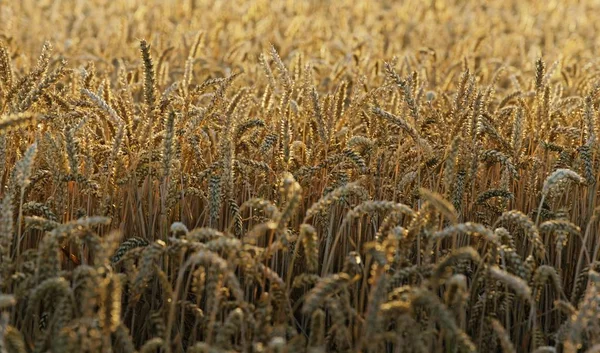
[2,0,600,352]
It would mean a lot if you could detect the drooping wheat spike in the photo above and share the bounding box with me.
[400,74,420,122]
[433,247,481,283]
[511,106,524,159]
[235,159,271,174]
[8,41,52,110]
[554,300,576,317]
[495,210,545,258]
[303,182,367,222]
[220,108,237,201]
[209,174,222,227]
[571,262,600,305]
[540,219,580,236]
[227,198,243,237]
[444,136,461,193]
[347,135,374,152]
[292,274,321,288]
[156,46,174,87]
[411,287,476,353]
[371,106,422,146]
[532,265,562,302]
[302,273,351,315]
[579,144,595,185]
[432,222,498,244]
[500,245,530,280]
[130,240,165,304]
[22,201,58,222]
[270,45,292,92]
[300,224,319,273]
[0,42,13,91]
[495,227,515,247]
[584,95,596,145]
[72,265,99,319]
[453,66,471,114]
[344,201,415,226]
[480,149,518,179]
[564,270,600,351]
[234,118,265,142]
[535,58,545,92]
[215,308,243,349]
[323,296,351,351]
[490,318,517,353]
[185,227,226,243]
[204,236,242,255]
[495,91,521,113]
[342,148,367,173]
[332,79,347,120]
[188,31,205,60]
[476,189,514,205]
[81,88,123,126]
[140,39,156,112]
[541,169,585,196]
[259,53,277,90]
[419,188,458,223]
[64,126,80,176]
[308,309,325,353]
[24,216,59,234]
[111,237,149,264]
[34,41,53,72]
[451,170,467,213]
[255,262,287,308]
[340,252,362,278]
[310,86,328,143]
[0,113,36,133]
[489,266,533,302]
[139,39,157,148]
[383,59,402,85]
[26,277,72,332]
[18,59,66,113]
[185,250,244,302]
[535,169,585,227]
[445,273,468,324]
[277,172,301,234]
[279,109,291,167]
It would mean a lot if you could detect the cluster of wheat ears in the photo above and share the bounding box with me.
[2,0,600,352]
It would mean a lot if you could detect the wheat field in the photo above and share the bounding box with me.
[1,0,600,352]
